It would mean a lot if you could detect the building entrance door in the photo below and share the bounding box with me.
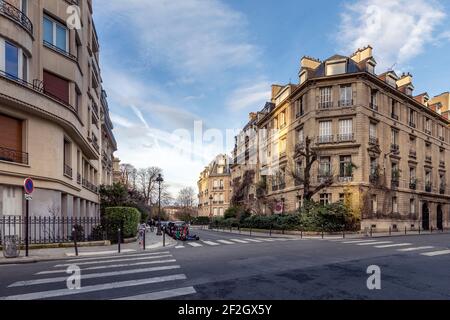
[437,205,443,230]
[422,203,430,230]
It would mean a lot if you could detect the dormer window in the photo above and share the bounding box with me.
[405,86,413,96]
[299,70,307,84]
[387,75,397,87]
[367,62,375,74]
[326,61,346,76]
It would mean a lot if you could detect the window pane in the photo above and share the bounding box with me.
[56,24,67,51]
[5,42,19,78]
[43,18,53,44]
[327,63,346,76]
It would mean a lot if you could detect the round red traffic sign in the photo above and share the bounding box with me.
[24,178,34,194]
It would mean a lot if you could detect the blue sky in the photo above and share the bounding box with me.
[93,0,450,197]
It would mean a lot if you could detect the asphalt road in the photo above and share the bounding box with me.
[0,229,449,300]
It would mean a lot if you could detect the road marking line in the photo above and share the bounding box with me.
[421,250,450,257]
[230,239,249,243]
[10,265,181,287]
[0,274,187,300]
[187,242,203,247]
[217,240,234,245]
[258,238,276,242]
[114,286,196,300]
[243,238,263,243]
[356,241,392,246]
[66,249,136,257]
[374,243,412,248]
[342,240,377,244]
[55,254,173,267]
[202,241,220,246]
[66,251,170,262]
[397,246,435,252]
[37,259,177,275]
[175,246,185,249]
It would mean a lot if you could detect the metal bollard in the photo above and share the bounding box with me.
[250,227,252,236]
[301,229,303,239]
[163,231,166,247]
[321,225,324,239]
[143,228,146,251]
[239,225,241,234]
[419,225,421,234]
[270,225,272,237]
[72,227,78,257]
[431,226,433,233]
[389,227,391,236]
[405,226,407,235]
[118,228,121,253]
[370,227,373,237]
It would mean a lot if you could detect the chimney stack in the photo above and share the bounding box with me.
[350,45,373,63]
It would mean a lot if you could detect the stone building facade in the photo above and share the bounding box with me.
[197,154,232,217]
[0,0,116,219]
[231,46,450,231]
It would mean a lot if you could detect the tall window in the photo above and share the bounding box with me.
[340,155,352,178]
[339,85,352,106]
[410,199,416,214]
[369,122,377,143]
[371,195,377,213]
[320,87,332,108]
[297,128,304,145]
[409,167,416,182]
[5,42,19,78]
[43,16,69,52]
[391,99,398,118]
[319,157,331,177]
[409,109,416,127]
[370,89,378,109]
[339,119,353,141]
[425,170,432,185]
[391,129,399,147]
[319,121,332,143]
[295,95,304,117]
[392,196,398,213]
[273,117,278,130]
[279,110,286,128]
[370,158,378,176]
[425,118,431,134]
[280,137,287,155]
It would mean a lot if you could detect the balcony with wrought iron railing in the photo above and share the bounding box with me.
[369,103,378,111]
[338,176,353,183]
[440,160,445,168]
[439,183,446,195]
[425,182,432,193]
[0,0,33,35]
[409,179,417,190]
[425,156,432,163]
[338,99,353,108]
[64,164,73,178]
[390,144,400,153]
[318,101,333,109]
[337,133,354,143]
[317,135,334,144]
[425,129,432,135]
[82,178,98,193]
[409,149,417,158]
[369,136,379,145]
[391,179,399,189]
[43,41,77,62]
[409,121,416,128]
[0,145,29,165]
[77,173,81,184]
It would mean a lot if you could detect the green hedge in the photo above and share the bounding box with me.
[192,216,211,225]
[104,207,141,243]
[211,201,359,232]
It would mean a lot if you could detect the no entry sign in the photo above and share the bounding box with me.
[24,178,34,195]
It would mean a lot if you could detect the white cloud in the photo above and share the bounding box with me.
[98,0,259,77]
[227,82,271,111]
[338,0,446,70]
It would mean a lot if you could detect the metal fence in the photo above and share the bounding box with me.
[0,216,102,245]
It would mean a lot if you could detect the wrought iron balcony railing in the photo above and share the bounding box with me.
[64,164,73,178]
[440,161,445,168]
[409,180,417,190]
[425,183,432,192]
[317,135,334,144]
[0,0,33,35]
[77,173,81,184]
[391,179,399,189]
[338,99,353,107]
[43,41,77,61]
[425,156,432,163]
[425,129,432,135]
[0,145,29,165]
[318,101,333,109]
[390,144,400,153]
[439,185,446,195]
[369,136,379,145]
[409,122,416,128]
[409,150,417,158]
[370,103,378,111]
[337,133,354,142]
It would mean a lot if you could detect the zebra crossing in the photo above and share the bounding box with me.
[328,238,450,257]
[174,237,300,249]
[0,251,196,300]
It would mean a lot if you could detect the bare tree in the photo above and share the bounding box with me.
[177,187,196,209]
[137,167,162,206]
[288,136,334,201]
[120,163,137,189]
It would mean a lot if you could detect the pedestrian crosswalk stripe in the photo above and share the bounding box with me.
[230,239,249,243]
[67,251,171,262]
[187,242,203,247]
[114,286,196,300]
[342,240,377,244]
[202,241,220,246]
[0,274,187,300]
[374,243,412,248]
[66,249,136,257]
[37,259,177,275]
[175,246,185,249]
[356,241,392,246]
[217,240,234,245]
[56,254,173,267]
[397,246,434,252]
[243,238,263,243]
[10,265,181,287]
[421,250,450,257]
[258,238,276,242]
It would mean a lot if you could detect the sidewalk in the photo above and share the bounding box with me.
[194,225,450,240]
[0,230,176,265]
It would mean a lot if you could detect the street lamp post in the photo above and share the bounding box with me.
[156,173,164,236]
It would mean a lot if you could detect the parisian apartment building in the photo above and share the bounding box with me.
[197,154,232,217]
[230,46,450,232]
[0,0,117,219]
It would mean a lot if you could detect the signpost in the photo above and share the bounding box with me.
[23,178,34,257]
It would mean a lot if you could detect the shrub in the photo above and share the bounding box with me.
[299,201,358,232]
[224,207,239,219]
[192,216,210,225]
[104,207,142,243]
